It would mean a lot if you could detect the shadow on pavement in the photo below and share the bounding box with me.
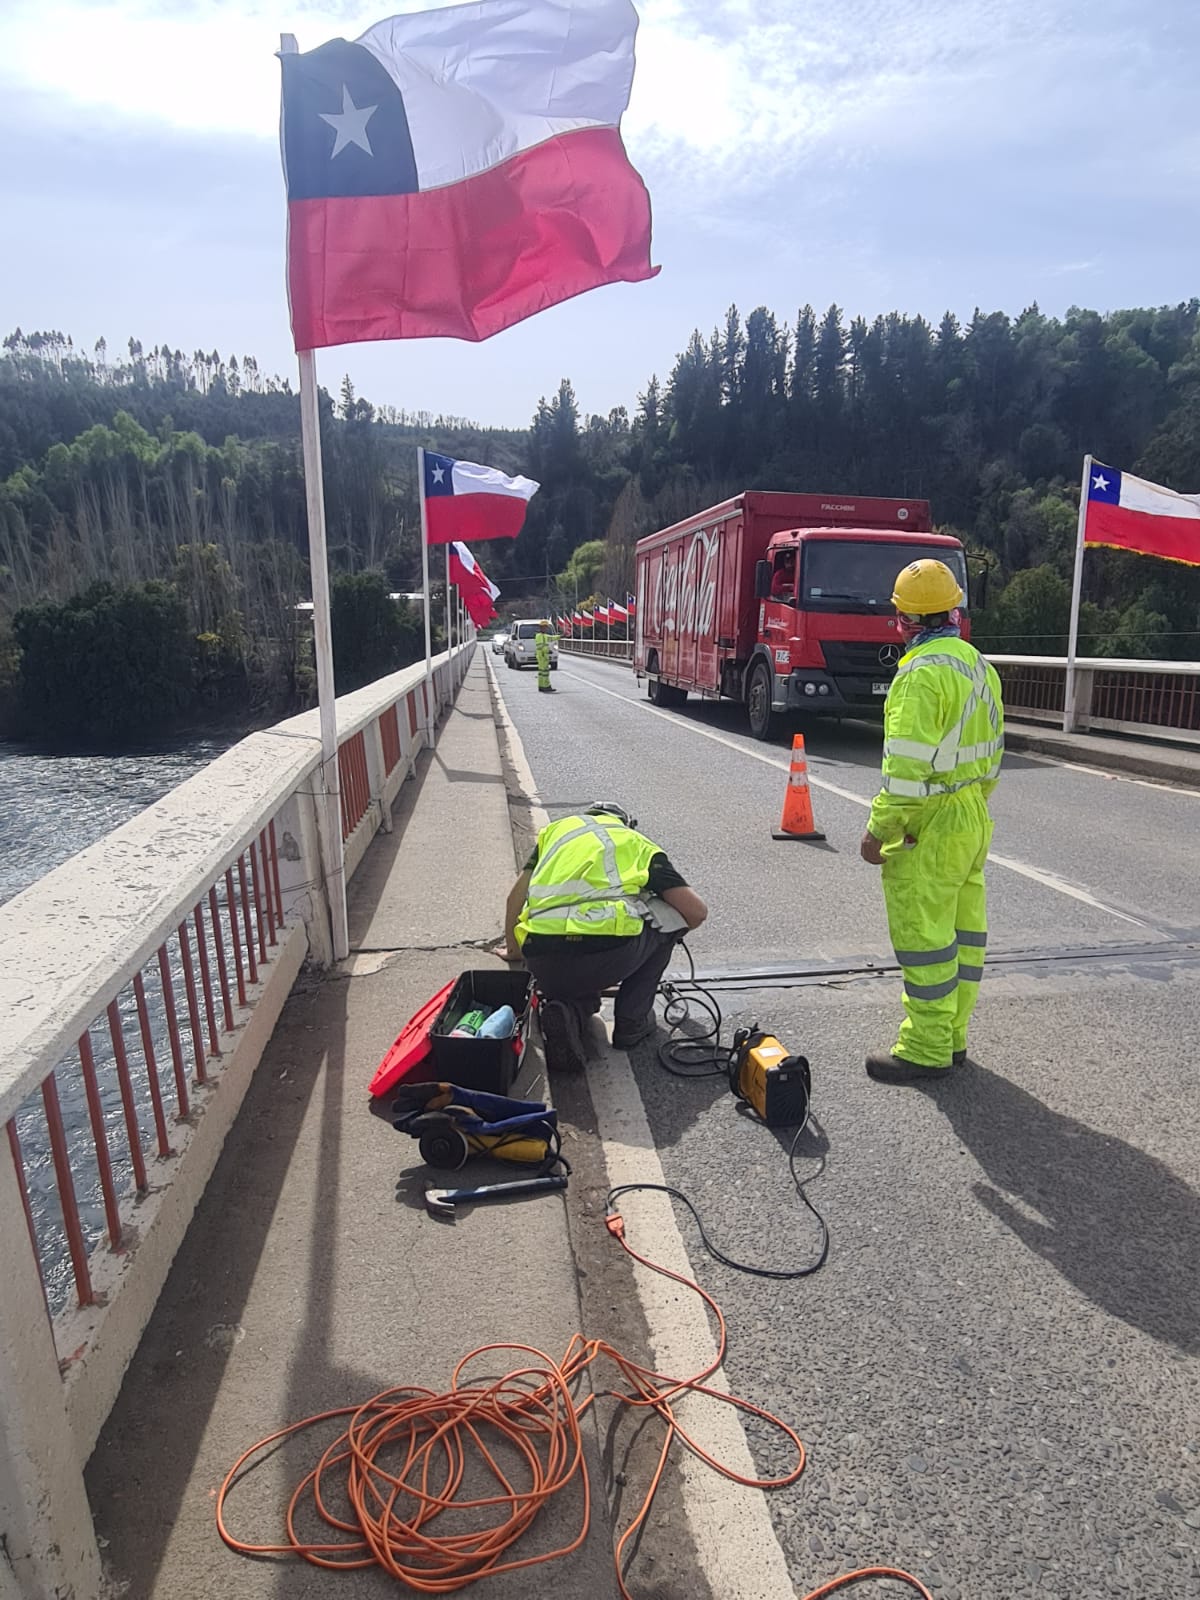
[933,1061,1200,1354]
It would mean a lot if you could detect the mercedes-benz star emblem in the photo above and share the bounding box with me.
[878,644,901,667]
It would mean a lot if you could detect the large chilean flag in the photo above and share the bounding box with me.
[280,0,657,350]
[1085,463,1200,568]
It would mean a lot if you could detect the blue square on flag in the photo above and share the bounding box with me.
[424,451,456,498]
[1088,465,1121,505]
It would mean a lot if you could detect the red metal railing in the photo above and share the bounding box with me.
[338,730,372,840]
[991,657,1200,738]
[994,663,1066,718]
[8,831,287,1315]
[1092,670,1200,735]
[379,706,403,776]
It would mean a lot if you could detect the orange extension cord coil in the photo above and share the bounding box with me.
[217,1210,934,1600]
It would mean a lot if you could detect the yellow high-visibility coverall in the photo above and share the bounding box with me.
[868,634,1005,1067]
[535,630,552,690]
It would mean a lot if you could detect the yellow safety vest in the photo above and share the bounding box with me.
[515,813,661,947]
[868,634,1004,843]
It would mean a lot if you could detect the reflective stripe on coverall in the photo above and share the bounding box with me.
[868,635,1005,1067]
[535,631,551,690]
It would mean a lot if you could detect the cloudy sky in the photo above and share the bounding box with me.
[2,0,1195,426]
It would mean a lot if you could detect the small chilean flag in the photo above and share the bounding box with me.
[280,0,657,351]
[423,451,538,545]
[1086,463,1200,568]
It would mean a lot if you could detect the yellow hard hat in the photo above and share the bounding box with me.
[891,559,963,615]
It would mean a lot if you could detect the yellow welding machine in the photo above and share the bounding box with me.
[730,1029,812,1129]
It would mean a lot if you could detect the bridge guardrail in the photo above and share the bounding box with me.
[987,654,1200,745]
[560,641,1200,745]
[0,641,474,1599]
[558,638,633,661]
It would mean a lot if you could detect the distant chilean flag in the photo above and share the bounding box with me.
[280,0,657,351]
[1086,463,1200,568]
[423,451,538,545]
[448,541,501,625]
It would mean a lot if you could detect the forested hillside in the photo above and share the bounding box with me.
[3,299,1199,740]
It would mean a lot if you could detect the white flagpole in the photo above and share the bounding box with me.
[1064,453,1092,733]
[418,446,434,738]
[296,357,349,961]
[445,545,453,654]
[282,35,348,963]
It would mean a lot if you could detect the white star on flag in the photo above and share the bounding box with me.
[320,86,377,159]
[432,465,445,484]
[1093,473,1110,492]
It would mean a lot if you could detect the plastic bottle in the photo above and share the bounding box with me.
[475,1004,516,1040]
[448,1008,488,1038]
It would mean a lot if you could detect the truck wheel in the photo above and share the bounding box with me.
[747,661,780,741]
[647,655,685,708]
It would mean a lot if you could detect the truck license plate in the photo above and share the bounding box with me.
[872,681,889,695]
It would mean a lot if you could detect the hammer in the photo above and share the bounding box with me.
[424,1173,568,1217]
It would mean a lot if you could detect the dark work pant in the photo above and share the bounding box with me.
[523,928,679,1032]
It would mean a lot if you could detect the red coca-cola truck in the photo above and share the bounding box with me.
[634,491,974,739]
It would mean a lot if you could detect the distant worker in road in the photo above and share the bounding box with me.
[860,559,1004,1084]
[535,623,554,693]
[500,803,707,1072]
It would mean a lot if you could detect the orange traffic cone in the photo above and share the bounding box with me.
[773,734,826,841]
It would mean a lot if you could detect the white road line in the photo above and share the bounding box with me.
[562,666,1154,931]
[586,1049,797,1600]
[486,653,550,829]
[490,658,796,1599]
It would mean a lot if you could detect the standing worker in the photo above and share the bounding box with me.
[860,559,1004,1084]
[500,803,707,1071]
[535,622,554,693]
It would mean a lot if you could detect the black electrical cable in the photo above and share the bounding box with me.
[655,940,730,1078]
[619,941,831,1280]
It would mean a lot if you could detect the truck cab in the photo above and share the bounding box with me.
[752,527,971,735]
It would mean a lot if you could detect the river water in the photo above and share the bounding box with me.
[1,737,232,1310]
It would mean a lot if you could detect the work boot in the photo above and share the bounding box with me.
[539,998,585,1073]
[865,1051,953,1084]
[612,1015,659,1052]
[538,684,555,693]
[953,1049,967,1067]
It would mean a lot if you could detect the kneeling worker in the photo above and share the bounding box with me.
[860,559,1004,1084]
[501,804,707,1071]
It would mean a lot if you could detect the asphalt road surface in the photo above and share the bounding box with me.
[495,650,1200,1600]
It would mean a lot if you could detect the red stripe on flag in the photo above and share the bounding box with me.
[1085,500,1200,568]
[427,494,529,546]
[288,126,657,350]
